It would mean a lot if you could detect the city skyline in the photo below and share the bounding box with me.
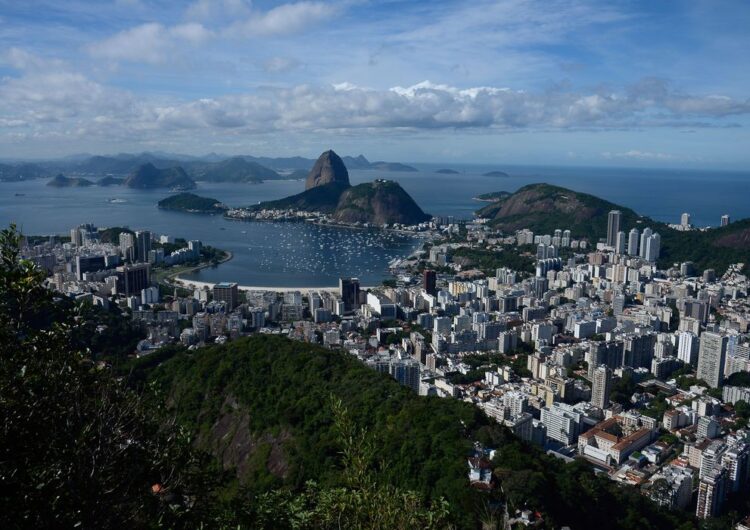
[0,1,749,168]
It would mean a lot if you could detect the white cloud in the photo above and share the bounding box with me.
[89,22,212,64]
[228,1,335,37]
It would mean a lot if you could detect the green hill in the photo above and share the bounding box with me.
[123,163,196,190]
[477,183,643,238]
[147,335,484,527]
[476,183,750,273]
[334,180,431,225]
[254,182,350,213]
[46,174,94,187]
[157,192,227,213]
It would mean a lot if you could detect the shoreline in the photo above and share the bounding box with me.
[173,277,351,293]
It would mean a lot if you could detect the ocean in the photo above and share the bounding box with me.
[1,164,748,287]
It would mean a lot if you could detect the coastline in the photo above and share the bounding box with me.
[173,277,344,293]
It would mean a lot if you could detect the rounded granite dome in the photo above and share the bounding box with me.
[305,150,350,190]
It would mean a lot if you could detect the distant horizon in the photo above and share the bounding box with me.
[1,149,748,174]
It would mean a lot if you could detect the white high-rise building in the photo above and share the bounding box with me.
[615,231,626,254]
[645,233,661,262]
[678,332,699,366]
[697,332,728,388]
[639,227,653,259]
[591,365,612,409]
[627,228,639,256]
[681,213,691,228]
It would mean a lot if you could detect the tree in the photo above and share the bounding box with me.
[0,225,217,528]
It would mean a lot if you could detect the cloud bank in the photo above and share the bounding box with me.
[1,57,748,149]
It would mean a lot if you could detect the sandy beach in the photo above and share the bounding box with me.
[174,277,343,293]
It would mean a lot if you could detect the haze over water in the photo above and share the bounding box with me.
[2,165,748,287]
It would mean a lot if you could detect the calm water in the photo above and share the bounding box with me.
[1,164,748,287]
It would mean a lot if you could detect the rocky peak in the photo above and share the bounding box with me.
[305,150,350,190]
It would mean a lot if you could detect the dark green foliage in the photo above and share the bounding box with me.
[334,180,430,225]
[0,225,217,528]
[610,372,637,408]
[158,192,227,213]
[253,182,350,213]
[149,335,489,528]
[450,246,534,274]
[727,371,750,387]
[73,301,147,361]
[656,218,750,273]
[97,225,134,244]
[477,183,643,240]
[475,190,512,201]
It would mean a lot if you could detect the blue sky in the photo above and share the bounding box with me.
[0,0,749,168]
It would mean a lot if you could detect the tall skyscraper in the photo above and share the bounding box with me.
[135,230,151,263]
[607,210,622,247]
[678,332,699,366]
[591,365,612,409]
[721,214,730,227]
[115,263,150,296]
[697,332,728,388]
[615,231,626,254]
[627,228,639,256]
[119,232,135,262]
[70,227,83,247]
[681,213,691,228]
[339,277,360,312]
[639,227,653,259]
[696,468,727,519]
[423,269,437,295]
[213,282,239,310]
[645,232,661,262]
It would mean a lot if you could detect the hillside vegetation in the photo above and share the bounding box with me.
[158,192,227,213]
[477,183,750,273]
[147,335,484,526]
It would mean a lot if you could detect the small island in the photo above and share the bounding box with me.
[474,191,512,202]
[482,170,511,178]
[97,176,124,186]
[370,161,418,172]
[46,174,94,187]
[158,192,228,214]
[436,168,459,174]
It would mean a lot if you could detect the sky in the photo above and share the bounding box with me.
[0,0,749,168]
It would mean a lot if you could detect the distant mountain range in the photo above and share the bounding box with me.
[0,152,419,183]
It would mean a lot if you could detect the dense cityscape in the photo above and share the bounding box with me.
[18,193,750,526]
